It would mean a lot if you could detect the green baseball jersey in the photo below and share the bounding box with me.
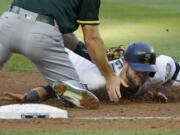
[11,0,100,34]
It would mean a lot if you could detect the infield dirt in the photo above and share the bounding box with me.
[0,71,180,131]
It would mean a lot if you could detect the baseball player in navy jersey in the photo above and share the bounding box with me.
[2,42,178,106]
[0,0,127,108]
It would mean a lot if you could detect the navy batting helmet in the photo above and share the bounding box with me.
[124,41,157,77]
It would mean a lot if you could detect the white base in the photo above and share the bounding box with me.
[0,104,68,119]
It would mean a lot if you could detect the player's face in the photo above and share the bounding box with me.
[126,65,149,87]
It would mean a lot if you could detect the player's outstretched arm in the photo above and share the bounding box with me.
[0,92,27,103]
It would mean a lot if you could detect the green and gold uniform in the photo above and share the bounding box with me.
[0,0,102,106]
[11,0,100,34]
[0,0,102,86]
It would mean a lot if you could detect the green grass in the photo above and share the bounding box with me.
[3,54,37,72]
[0,130,180,135]
[0,0,11,13]
[100,0,180,56]
[76,0,180,60]
[0,0,180,71]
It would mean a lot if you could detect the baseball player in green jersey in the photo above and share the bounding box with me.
[0,0,126,108]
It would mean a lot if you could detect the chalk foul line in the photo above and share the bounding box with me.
[73,116,180,120]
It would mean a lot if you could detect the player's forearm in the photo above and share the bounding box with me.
[87,39,113,77]
[83,25,115,79]
[63,33,79,51]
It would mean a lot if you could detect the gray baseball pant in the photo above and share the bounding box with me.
[0,10,80,87]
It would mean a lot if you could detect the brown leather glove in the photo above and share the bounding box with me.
[106,45,125,61]
[154,92,168,103]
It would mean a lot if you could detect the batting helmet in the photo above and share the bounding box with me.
[124,41,157,77]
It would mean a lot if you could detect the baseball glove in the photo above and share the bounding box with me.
[106,45,125,61]
[141,83,180,103]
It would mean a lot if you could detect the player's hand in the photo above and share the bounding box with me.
[0,92,26,102]
[106,75,128,102]
[154,92,168,103]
